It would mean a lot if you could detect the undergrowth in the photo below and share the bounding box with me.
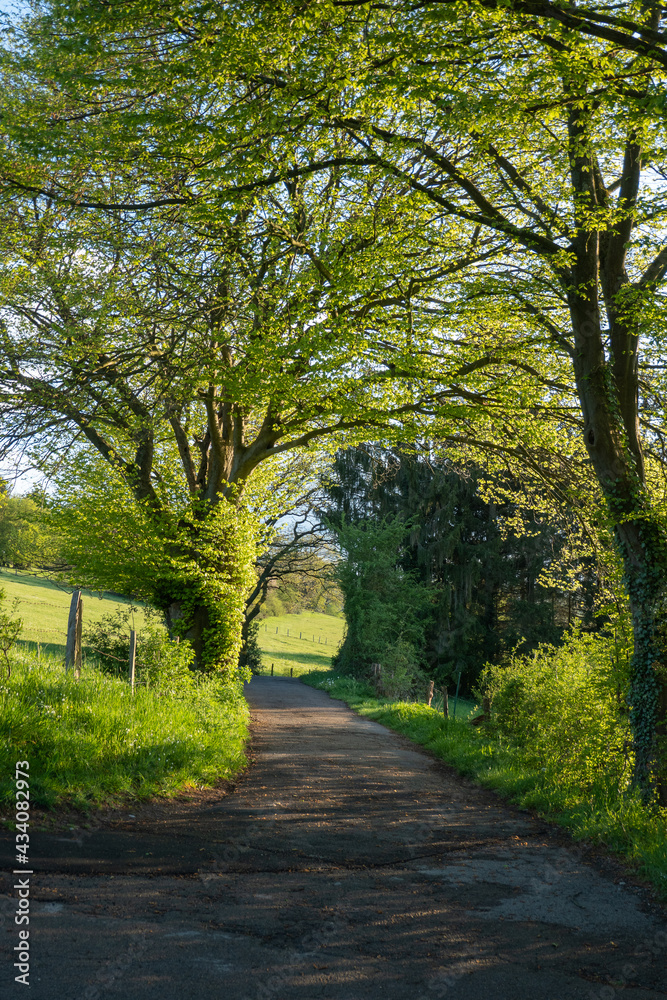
[0,646,249,814]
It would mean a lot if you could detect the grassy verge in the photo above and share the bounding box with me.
[0,646,249,816]
[302,671,667,898]
[256,611,345,676]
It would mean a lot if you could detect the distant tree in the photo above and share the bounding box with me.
[0,489,62,569]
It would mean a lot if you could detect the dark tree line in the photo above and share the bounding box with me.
[324,446,600,693]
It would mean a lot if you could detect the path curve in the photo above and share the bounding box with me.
[1,676,665,999]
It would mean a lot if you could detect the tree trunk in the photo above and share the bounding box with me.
[164,597,212,669]
[624,546,667,804]
[570,300,667,800]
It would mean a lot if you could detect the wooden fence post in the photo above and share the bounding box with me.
[427,680,434,707]
[442,688,449,718]
[65,590,82,677]
[270,663,274,676]
[75,597,83,679]
[129,630,137,694]
[290,667,293,677]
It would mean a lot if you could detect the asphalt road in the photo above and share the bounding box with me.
[1,676,666,999]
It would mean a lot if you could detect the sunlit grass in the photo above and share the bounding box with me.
[256,611,345,676]
[0,646,248,815]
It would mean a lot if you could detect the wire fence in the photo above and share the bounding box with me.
[261,623,333,645]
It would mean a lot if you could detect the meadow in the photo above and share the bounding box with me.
[255,611,345,676]
[0,567,152,659]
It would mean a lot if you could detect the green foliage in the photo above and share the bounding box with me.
[50,454,259,678]
[332,514,435,676]
[479,630,633,791]
[0,646,249,811]
[238,619,263,675]
[257,590,286,619]
[376,640,427,701]
[263,560,343,618]
[83,607,196,695]
[326,447,577,690]
[0,493,62,569]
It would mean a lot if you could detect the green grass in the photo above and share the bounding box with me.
[256,611,346,676]
[0,645,249,815]
[0,567,153,658]
[302,671,667,898]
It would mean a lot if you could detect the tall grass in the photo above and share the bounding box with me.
[0,647,249,813]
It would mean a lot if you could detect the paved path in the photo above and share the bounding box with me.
[1,677,666,999]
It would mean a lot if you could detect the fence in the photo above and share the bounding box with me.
[10,584,141,691]
[262,622,330,645]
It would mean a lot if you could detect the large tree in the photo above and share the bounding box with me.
[0,158,517,670]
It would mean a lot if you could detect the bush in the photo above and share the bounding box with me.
[239,619,263,675]
[478,629,632,791]
[0,588,22,675]
[84,607,196,695]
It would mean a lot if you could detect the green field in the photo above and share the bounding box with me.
[256,611,346,675]
[0,568,152,658]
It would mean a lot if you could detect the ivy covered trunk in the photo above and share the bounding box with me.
[560,82,667,801]
[568,317,667,801]
[620,525,667,803]
[152,496,259,678]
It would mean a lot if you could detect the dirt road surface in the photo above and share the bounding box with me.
[2,677,666,999]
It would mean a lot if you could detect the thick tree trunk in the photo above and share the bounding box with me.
[623,541,667,804]
[150,494,257,678]
[569,298,667,800]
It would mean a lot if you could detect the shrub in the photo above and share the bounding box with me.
[84,607,196,695]
[478,629,632,791]
[0,588,22,675]
[239,619,263,675]
[376,640,427,700]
